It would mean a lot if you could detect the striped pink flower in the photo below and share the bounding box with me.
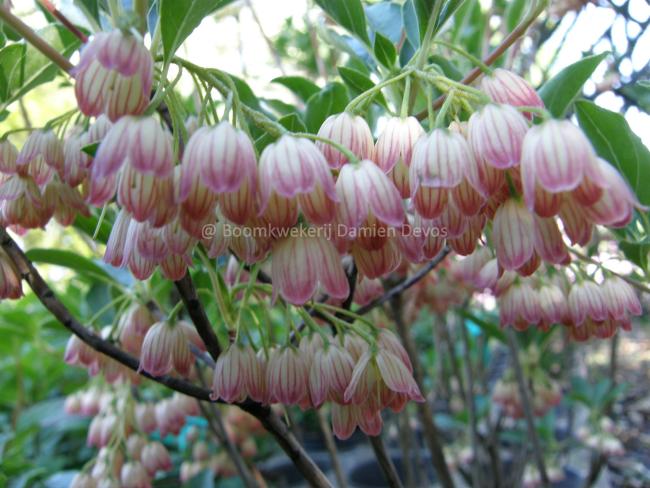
[583,158,643,228]
[559,197,593,246]
[480,68,544,117]
[139,321,193,377]
[72,30,153,121]
[266,347,309,405]
[309,343,355,406]
[271,234,349,305]
[120,461,151,488]
[538,284,569,327]
[317,113,374,168]
[0,140,18,174]
[210,343,258,403]
[410,129,471,219]
[353,277,384,306]
[533,216,569,265]
[568,280,608,326]
[335,159,404,231]
[492,198,535,271]
[16,129,63,182]
[601,276,642,321]
[351,238,401,279]
[103,209,132,267]
[142,441,172,475]
[92,116,173,179]
[0,174,49,229]
[42,180,89,227]
[259,135,337,224]
[375,116,424,197]
[521,120,599,208]
[468,104,529,169]
[498,279,542,330]
[0,249,22,299]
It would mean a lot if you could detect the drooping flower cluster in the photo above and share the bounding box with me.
[210,328,423,439]
[66,385,196,488]
[492,373,561,419]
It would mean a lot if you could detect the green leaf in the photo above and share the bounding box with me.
[314,0,370,45]
[539,53,608,118]
[271,76,320,103]
[402,0,420,48]
[304,82,348,133]
[160,0,235,62]
[0,25,81,106]
[575,100,650,206]
[337,66,388,109]
[81,142,99,157]
[73,213,112,244]
[374,33,397,69]
[621,80,650,113]
[435,0,468,32]
[278,113,308,133]
[460,311,506,343]
[25,249,114,282]
[505,0,527,31]
[74,0,100,26]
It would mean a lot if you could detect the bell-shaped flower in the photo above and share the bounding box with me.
[492,198,535,271]
[258,135,337,225]
[139,320,193,377]
[468,104,529,169]
[316,112,374,168]
[271,233,349,305]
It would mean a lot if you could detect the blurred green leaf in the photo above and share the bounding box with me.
[314,0,371,45]
[160,0,236,62]
[460,311,506,342]
[271,76,320,103]
[304,82,348,133]
[0,25,81,106]
[338,66,388,109]
[373,33,397,69]
[25,248,114,282]
[505,0,527,31]
[576,99,650,206]
[539,53,608,117]
[365,2,403,43]
[621,80,650,113]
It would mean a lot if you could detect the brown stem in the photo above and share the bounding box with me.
[415,2,546,119]
[317,408,348,488]
[397,410,416,488]
[357,247,450,316]
[369,435,404,488]
[0,6,74,72]
[505,328,549,486]
[175,274,222,357]
[38,0,88,43]
[390,297,455,488]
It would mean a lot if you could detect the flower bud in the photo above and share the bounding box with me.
[309,343,354,406]
[210,343,257,403]
[568,280,608,326]
[142,441,172,475]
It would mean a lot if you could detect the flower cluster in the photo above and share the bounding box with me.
[492,374,561,419]
[66,386,198,488]
[210,329,423,440]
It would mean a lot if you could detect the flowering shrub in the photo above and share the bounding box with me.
[0,0,648,487]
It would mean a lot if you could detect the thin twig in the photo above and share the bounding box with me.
[505,328,549,486]
[389,295,456,488]
[0,6,74,72]
[38,0,88,42]
[415,2,546,119]
[369,436,404,488]
[317,408,348,488]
